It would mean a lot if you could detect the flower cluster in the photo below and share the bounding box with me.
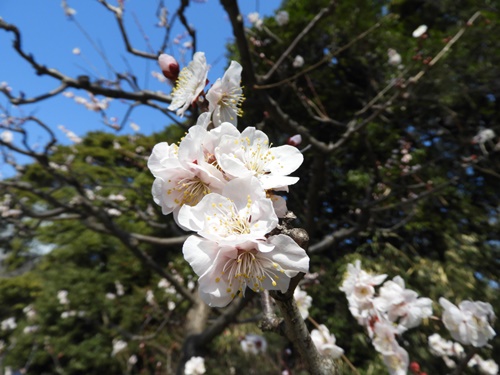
[149,53,309,307]
[340,260,433,375]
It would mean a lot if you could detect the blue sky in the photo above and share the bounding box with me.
[0,0,281,177]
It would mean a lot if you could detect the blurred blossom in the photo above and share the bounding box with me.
[72,47,81,55]
[111,339,128,356]
[387,48,402,67]
[146,290,155,305]
[57,290,69,305]
[240,334,267,355]
[115,280,125,296]
[439,297,496,347]
[128,354,138,365]
[294,287,312,319]
[247,12,263,29]
[468,356,499,375]
[106,208,122,217]
[1,130,13,144]
[106,293,116,300]
[167,301,176,311]
[310,324,344,358]
[108,194,126,202]
[130,122,140,132]
[275,10,289,26]
[184,356,206,375]
[472,128,495,144]
[152,70,168,83]
[292,55,304,68]
[23,325,39,334]
[401,154,412,163]
[412,25,428,38]
[1,317,17,331]
[23,305,36,320]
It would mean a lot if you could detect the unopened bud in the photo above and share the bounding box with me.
[158,54,180,81]
[287,134,302,147]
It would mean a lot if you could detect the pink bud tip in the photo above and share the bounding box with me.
[287,134,302,147]
[158,54,180,81]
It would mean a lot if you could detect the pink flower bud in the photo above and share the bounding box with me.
[158,54,180,81]
[287,134,302,147]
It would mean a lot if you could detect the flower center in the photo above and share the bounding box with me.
[207,196,254,237]
[218,249,284,298]
[173,176,211,206]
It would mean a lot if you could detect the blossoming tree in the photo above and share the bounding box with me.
[0,0,499,374]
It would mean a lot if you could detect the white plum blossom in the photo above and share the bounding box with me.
[168,52,209,117]
[372,320,406,355]
[412,24,428,38]
[206,60,244,127]
[216,126,304,190]
[184,356,206,375]
[439,297,496,347]
[148,124,242,222]
[428,333,464,359]
[294,287,313,319]
[292,55,304,68]
[275,10,289,26]
[310,324,344,358]
[340,260,387,320]
[381,344,409,375]
[111,339,128,356]
[469,355,499,375]
[240,334,267,354]
[182,234,309,307]
[373,276,433,329]
[178,176,278,245]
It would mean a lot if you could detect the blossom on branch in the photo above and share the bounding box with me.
[439,297,496,347]
[310,324,344,358]
[168,52,209,117]
[182,233,309,307]
[216,127,304,190]
[177,177,277,245]
[206,60,244,127]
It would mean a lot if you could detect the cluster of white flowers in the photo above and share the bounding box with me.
[340,260,433,375]
[428,333,498,373]
[63,91,112,113]
[0,194,22,218]
[310,324,344,359]
[58,124,82,144]
[1,317,17,331]
[439,297,496,347]
[150,53,309,308]
[184,356,206,375]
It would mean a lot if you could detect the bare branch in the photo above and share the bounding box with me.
[261,0,336,82]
